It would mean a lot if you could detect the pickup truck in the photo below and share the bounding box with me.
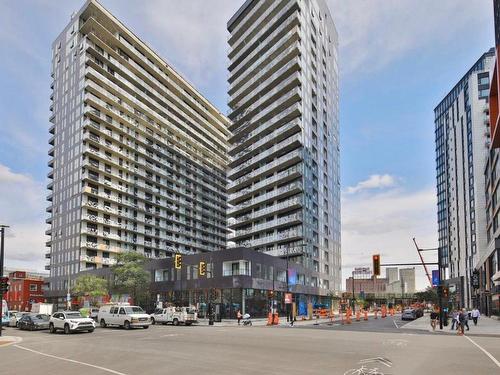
[151,306,197,326]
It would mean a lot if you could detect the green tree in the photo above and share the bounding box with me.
[112,252,151,307]
[72,274,108,306]
[414,286,438,304]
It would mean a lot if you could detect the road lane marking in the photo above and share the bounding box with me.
[358,357,392,368]
[392,319,399,329]
[13,345,129,375]
[464,336,500,369]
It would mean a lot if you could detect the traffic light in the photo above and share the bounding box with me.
[373,254,381,276]
[174,254,182,269]
[443,286,449,298]
[0,277,9,294]
[199,261,206,276]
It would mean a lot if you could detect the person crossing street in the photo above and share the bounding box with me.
[471,308,480,326]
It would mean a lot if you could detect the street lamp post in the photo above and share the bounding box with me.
[0,225,10,337]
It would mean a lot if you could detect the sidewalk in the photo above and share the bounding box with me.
[197,316,333,327]
[401,314,500,336]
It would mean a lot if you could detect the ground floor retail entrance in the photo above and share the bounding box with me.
[153,288,333,319]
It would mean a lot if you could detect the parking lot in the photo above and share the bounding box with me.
[2,319,500,375]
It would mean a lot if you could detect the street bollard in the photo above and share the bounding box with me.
[374,309,378,319]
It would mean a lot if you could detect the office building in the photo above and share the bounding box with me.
[386,267,399,284]
[226,0,341,295]
[45,0,230,302]
[399,268,416,294]
[434,49,495,308]
[477,0,500,318]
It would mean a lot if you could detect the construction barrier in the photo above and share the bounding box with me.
[355,309,360,322]
[364,309,368,321]
[381,305,387,318]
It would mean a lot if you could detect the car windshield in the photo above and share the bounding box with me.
[65,312,83,318]
[124,306,144,314]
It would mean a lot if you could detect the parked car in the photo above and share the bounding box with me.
[401,308,417,321]
[151,306,198,326]
[18,314,50,331]
[49,311,96,334]
[9,312,29,327]
[98,304,151,329]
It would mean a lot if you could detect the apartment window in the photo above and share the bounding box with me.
[29,284,38,292]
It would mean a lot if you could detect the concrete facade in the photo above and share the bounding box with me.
[46,0,230,299]
[434,49,495,308]
[226,0,341,295]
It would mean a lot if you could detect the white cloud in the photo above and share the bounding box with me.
[0,164,46,272]
[347,174,397,194]
[328,0,492,75]
[341,185,438,291]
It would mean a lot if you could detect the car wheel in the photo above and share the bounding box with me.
[124,320,131,330]
[49,323,56,334]
[143,325,149,329]
[64,324,70,334]
[100,319,106,328]
[173,319,179,326]
[151,318,155,325]
[16,322,19,328]
[88,329,94,333]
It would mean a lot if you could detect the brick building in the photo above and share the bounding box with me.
[4,271,45,312]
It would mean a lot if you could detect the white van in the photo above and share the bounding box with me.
[151,306,197,326]
[97,303,151,329]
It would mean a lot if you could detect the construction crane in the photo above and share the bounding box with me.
[412,238,435,287]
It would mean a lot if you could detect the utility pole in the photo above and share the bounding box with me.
[351,270,356,310]
[0,225,10,337]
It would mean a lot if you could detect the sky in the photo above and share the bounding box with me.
[0,0,495,290]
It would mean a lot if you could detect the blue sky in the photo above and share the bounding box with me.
[0,0,495,289]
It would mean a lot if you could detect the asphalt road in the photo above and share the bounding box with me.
[1,319,499,375]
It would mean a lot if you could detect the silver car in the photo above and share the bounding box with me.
[401,309,417,320]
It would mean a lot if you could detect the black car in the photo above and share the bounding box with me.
[18,314,50,331]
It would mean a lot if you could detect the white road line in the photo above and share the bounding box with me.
[392,319,399,329]
[13,345,129,375]
[464,336,500,369]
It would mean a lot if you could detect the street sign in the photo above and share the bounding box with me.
[284,293,292,304]
[432,270,440,286]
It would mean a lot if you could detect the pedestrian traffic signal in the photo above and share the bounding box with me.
[174,254,182,269]
[199,261,206,276]
[0,277,9,294]
[373,254,381,276]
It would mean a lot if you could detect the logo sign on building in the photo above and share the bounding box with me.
[432,270,440,286]
[284,293,293,304]
[471,271,480,289]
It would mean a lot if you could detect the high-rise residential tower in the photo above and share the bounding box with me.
[46,0,230,302]
[434,49,494,308]
[226,0,341,293]
[477,0,500,318]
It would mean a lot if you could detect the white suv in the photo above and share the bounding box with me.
[49,311,96,334]
[98,304,151,329]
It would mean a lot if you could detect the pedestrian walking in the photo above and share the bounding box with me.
[236,309,242,325]
[430,309,438,331]
[471,308,480,326]
[450,310,459,331]
[458,309,468,335]
[462,308,470,331]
